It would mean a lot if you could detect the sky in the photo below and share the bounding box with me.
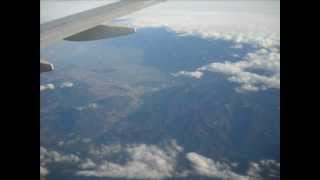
[41,0,119,24]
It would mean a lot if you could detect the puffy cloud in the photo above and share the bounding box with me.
[76,103,99,111]
[172,70,203,79]
[79,158,96,169]
[40,143,279,180]
[40,146,81,166]
[76,140,183,179]
[173,48,280,92]
[40,81,74,92]
[89,143,122,158]
[40,146,82,178]
[186,153,280,180]
[186,152,247,180]
[246,160,280,180]
[41,142,180,179]
[40,83,55,92]
[59,81,74,88]
[40,166,49,177]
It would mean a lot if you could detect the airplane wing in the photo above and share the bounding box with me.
[40,0,166,73]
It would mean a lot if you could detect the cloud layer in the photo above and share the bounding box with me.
[40,146,81,178]
[125,1,279,46]
[123,1,280,92]
[76,140,182,179]
[186,152,248,180]
[40,146,81,166]
[173,48,280,92]
[41,140,279,179]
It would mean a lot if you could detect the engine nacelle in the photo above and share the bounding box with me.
[40,59,54,73]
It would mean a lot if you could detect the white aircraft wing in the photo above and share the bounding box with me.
[40,0,166,73]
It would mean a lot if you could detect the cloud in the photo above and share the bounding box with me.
[40,81,74,92]
[173,48,280,92]
[172,70,203,79]
[40,83,55,92]
[40,166,49,177]
[40,142,279,179]
[59,81,74,88]
[76,140,183,179]
[246,160,280,180]
[76,103,99,111]
[89,143,122,158]
[40,146,81,167]
[81,138,92,143]
[186,152,247,180]
[77,141,276,180]
[79,159,96,169]
[40,146,82,178]
[232,44,243,49]
[58,141,64,146]
[124,1,279,49]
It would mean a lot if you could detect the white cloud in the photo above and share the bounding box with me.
[172,70,203,79]
[40,146,81,166]
[79,158,97,169]
[40,83,55,92]
[40,146,82,178]
[89,143,122,158]
[60,81,74,88]
[40,81,74,92]
[40,166,49,177]
[186,152,247,180]
[173,48,280,92]
[76,102,99,111]
[246,160,280,180]
[77,141,279,180]
[186,153,280,180]
[76,140,183,179]
[40,142,279,180]
[260,160,280,168]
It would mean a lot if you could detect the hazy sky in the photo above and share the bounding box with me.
[40,0,118,23]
